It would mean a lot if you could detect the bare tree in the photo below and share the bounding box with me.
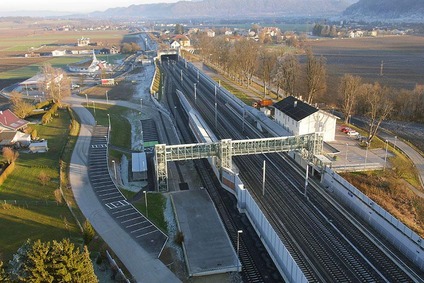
[273,54,299,98]
[234,38,258,87]
[2,147,19,164]
[10,91,34,118]
[306,50,327,104]
[339,74,362,124]
[257,48,278,97]
[38,64,71,105]
[363,82,393,143]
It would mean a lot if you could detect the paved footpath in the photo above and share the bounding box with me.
[69,102,180,283]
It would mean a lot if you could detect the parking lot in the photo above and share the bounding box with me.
[326,125,393,172]
[88,126,167,257]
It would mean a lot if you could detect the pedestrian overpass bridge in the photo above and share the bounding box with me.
[154,134,323,191]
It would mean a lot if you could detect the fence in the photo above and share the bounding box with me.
[106,250,131,283]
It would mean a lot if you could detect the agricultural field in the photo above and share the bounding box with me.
[305,35,424,95]
[0,18,128,89]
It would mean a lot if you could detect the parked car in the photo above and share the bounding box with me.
[341,126,351,133]
[347,130,359,136]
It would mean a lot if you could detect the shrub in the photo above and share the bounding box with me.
[38,171,51,186]
[83,220,95,245]
[174,231,184,246]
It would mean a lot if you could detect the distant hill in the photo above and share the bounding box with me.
[343,0,424,21]
[92,0,358,19]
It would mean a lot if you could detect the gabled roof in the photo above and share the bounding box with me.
[173,34,189,41]
[0,110,29,130]
[0,130,18,145]
[273,96,318,122]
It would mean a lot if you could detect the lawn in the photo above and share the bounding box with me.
[0,109,81,262]
[0,57,83,80]
[132,192,167,234]
[84,103,132,151]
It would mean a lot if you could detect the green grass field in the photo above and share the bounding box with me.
[0,57,83,80]
[0,109,81,262]
[84,103,132,152]
[132,192,167,234]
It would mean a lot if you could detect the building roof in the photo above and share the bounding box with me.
[173,34,190,41]
[0,110,29,130]
[132,152,147,173]
[273,96,319,122]
[0,130,18,145]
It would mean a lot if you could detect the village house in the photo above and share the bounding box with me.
[172,34,191,47]
[273,96,337,142]
[77,37,90,47]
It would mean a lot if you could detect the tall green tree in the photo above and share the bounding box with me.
[21,239,98,283]
[174,23,184,34]
[0,261,9,282]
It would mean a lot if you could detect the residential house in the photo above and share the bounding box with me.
[273,96,337,142]
[0,130,30,147]
[52,50,67,57]
[77,37,90,46]
[170,40,181,49]
[206,29,216,37]
[0,110,29,131]
[172,34,191,47]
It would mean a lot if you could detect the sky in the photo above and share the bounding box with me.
[1,0,181,12]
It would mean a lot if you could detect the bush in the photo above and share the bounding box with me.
[83,220,95,245]
[174,231,184,246]
[35,100,52,109]
[38,171,51,186]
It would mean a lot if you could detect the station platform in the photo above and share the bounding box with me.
[171,188,239,276]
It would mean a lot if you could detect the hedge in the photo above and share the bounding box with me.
[0,162,16,186]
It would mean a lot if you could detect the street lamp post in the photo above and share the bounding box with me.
[194,83,197,104]
[384,140,389,170]
[364,142,369,169]
[394,136,397,150]
[107,113,111,141]
[144,191,148,218]
[92,101,96,117]
[140,98,143,110]
[105,91,109,105]
[345,143,349,171]
[85,93,88,105]
[236,230,243,272]
[197,69,199,81]
[304,163,309,197]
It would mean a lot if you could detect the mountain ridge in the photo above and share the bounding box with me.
[92,0,358,19]
[343,0,424,21]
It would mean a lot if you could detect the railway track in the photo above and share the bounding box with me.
[162,67,281,282]
[162,59,423,282]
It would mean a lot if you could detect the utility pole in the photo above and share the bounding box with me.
[380,60,384,76]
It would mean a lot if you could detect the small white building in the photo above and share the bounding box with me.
[52,50,67,57]
[132,152,147,181]
[29,140,48,153]
[273,96,337,142]
[170,40,181,49]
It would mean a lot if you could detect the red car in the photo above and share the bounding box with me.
[340,126,351,133]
